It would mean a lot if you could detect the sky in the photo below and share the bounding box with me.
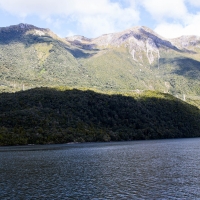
[0,0,200,39]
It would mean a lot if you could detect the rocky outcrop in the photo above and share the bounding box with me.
[65,26,186,65]
[170,35,200,49]
[0,23,46,33]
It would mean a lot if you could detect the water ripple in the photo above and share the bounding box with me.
[1,139,200,199]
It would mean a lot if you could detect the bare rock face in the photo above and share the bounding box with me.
[66,35,91,42]
[146,38,159,64]
[65,26,185,65]
[0,23,45,33]
[0,23,59,38]
[18,23,34,29]
[2,23,199,64]
[66,35,95,50]
[170,35,200,49]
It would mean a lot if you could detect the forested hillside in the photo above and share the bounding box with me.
[0,88,199,145]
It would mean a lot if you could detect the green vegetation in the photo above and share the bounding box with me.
[0,24,200,109]
[0,24,200,145]
[0,88,199,145]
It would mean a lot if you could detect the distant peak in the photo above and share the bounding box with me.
[9,23,38,30]
[66,35,91,42]
[18,23,34,29]
[0,23,47,33]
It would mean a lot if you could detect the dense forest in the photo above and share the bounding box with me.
[0,87,200,145]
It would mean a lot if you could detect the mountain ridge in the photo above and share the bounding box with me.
[2,23,200,46]
[0,23,200,108]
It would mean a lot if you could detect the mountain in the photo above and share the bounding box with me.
[0,24,200,145]
[0,23,200,107]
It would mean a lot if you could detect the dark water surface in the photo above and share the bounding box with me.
[1,138,200,199]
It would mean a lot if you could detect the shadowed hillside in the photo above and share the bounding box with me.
[0,88,199,145]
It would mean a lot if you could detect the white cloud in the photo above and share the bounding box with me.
[0,0,140,37]
[77,6,139,37]
[66,30,76,37]
[139,0,188,21]
[134,0,200,38]
[154,13,200,38]
[154,23,186,38]
[187,0,200,7]
[1,0,200,38]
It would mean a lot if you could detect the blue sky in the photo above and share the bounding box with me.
[0,0,200,38]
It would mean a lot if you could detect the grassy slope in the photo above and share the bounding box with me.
[0,29,200,108]
[0,31,82,91]
[0,88,199,145]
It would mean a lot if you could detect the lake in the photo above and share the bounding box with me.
[1,138,200,199]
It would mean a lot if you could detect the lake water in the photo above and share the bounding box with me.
[1,138,200,199]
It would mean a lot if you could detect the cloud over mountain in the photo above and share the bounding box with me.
[0,0,200,38]
[0,0,139,37]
